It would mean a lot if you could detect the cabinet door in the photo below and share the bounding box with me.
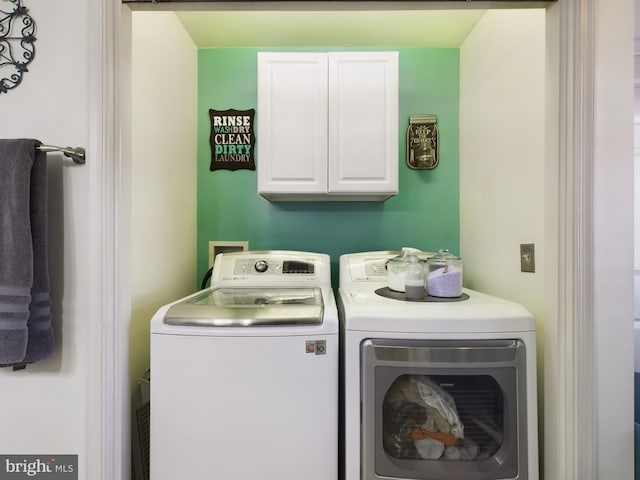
[257,53,328,198]
[328,52,398,196]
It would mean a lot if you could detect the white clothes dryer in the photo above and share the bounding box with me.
[151,251,338,480]
[338,251,538,480]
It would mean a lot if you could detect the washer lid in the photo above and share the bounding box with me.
[163,287,324,327]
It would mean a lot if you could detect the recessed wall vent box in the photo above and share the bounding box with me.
[208,241,249,268]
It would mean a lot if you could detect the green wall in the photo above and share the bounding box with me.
[197,48,460,287]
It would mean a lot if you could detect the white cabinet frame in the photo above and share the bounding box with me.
[258,51,398,201]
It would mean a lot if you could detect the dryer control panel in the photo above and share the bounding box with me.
[339,251,436,289]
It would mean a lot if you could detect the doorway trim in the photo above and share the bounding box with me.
[87,1,131,479]
[543,1,598,478]
[92,1,634,479]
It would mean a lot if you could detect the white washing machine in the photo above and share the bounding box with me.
[338,251,538,480]
[150,251,338,480]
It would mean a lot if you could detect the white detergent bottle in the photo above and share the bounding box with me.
[404,250,425,300]
[388,247,420,292]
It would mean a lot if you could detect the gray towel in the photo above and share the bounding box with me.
[0,139,53,367]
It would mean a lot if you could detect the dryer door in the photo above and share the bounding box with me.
[360,339,529,480]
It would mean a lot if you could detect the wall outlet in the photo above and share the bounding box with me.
[520,243,535,273]
[208,241,249,267]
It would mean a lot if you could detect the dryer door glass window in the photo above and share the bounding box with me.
[382,374,505,462]
[360,339,529,480]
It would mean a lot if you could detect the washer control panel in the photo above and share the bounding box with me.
[211,251,330,286]
[234,258,316,276]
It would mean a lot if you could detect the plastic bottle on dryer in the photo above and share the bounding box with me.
[404,251,425,300]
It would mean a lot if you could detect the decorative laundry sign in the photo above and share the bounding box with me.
[209,108,256,171]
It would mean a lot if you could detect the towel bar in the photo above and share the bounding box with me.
[37,145,86,165]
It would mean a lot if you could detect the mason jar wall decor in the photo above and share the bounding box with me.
[0,0,36,94]
[407,114,438,170]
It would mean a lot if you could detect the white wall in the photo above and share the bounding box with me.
[129,12,198,390]
[459,7,546,467]
[635,56,640,325]
[635,78,640,321]
[0,0,91,474]
[460,10,546,340]
[636,2,640,322]
[593,0,635,476]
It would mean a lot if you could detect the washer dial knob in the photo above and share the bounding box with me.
[254,260,269,273]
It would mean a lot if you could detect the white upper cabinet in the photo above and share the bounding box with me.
[257,53,329,196]
[257,51,398,201]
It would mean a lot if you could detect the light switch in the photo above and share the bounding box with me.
[520,244,535,273]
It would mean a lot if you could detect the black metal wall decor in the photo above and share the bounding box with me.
[0,0,36,94]
[407,114,439,170]
[209,108,256,172]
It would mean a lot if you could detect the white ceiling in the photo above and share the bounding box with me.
[175,10,488,48]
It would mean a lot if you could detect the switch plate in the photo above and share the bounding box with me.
[520,243,535,273]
